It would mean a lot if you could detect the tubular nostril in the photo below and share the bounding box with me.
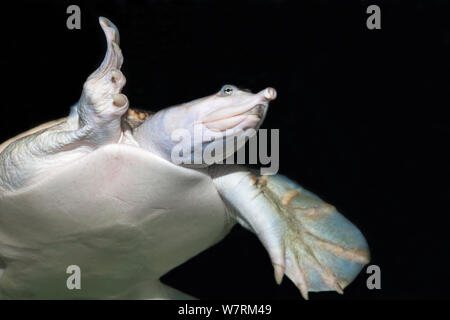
[264,87,277,101]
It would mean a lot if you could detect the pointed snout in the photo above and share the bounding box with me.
[261,87,277,101]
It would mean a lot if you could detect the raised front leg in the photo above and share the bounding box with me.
[76,17,128,145]
[0,17,129,191]
[211,166,370,299]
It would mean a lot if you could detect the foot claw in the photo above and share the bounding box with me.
[99,16,120,45]
[273,264,285,285]
[110,69,126,90]
[111,69,122,83]
[298,283,309,300]
[112,93,127,107]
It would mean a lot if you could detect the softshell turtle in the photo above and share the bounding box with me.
[0,18,369,299]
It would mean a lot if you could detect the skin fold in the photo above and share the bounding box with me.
[0,17,369,299]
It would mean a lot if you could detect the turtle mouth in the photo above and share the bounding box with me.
[204,104,266,132]
[242,104,266,117]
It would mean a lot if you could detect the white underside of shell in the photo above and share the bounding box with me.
[0,144,232,299]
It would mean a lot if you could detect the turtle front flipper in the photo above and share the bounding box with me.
[76,17,128,145]
[212,166,370,299]
[0,17,128,192]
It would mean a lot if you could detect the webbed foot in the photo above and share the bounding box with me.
[212,168,370,299]
[257,175,370,299]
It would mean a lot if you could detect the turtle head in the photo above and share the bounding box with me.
[195,84,276,132]
[134,85,277,166]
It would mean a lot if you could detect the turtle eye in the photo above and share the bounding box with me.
[220,85,235,96]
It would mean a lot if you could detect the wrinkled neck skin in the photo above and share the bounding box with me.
[133,105,194,162]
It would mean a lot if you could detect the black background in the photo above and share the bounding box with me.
[0,0,449,300]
